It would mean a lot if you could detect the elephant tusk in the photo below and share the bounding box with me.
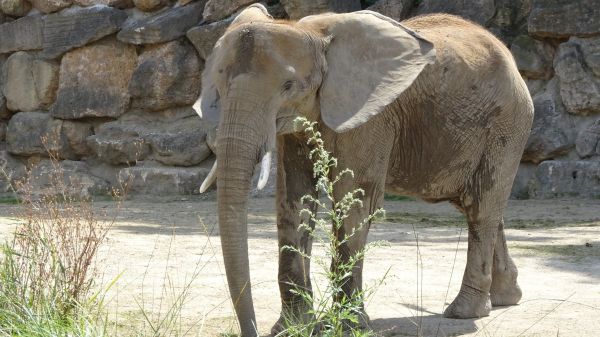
[256,151,271,190]
[199,160,217,193]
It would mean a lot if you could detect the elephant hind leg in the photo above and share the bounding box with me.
[490,219,522,306]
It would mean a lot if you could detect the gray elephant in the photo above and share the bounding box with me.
[195,4,533,336]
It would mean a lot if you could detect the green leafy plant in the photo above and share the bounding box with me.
[277,117,387,337]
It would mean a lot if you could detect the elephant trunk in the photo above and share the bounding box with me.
[217,116,264,337]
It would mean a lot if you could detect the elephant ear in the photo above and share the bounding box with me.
[193,4,273,122]
[300,11,436,132]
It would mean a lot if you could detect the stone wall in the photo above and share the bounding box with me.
[0,0,598,199]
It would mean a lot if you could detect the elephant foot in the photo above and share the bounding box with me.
[443,288,491,319]
[270,309,317,336]
[490,280,522,306]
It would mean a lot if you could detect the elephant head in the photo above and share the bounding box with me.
[195,4,435,335]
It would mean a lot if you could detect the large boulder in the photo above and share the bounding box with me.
[117,160,213,195]
[280,0,361,20]
[73,0,132,7]
[522,78,575,163]
[0,0,31,17]
[132,0,165,11]
[202,0,257,22]
[42,6,127,59]
[86,121,151,165]
[50,38,137,119]
[554,37,600,116]
[367,0,413,21]
[117,1,205,45]
[88,108,213,166]
[528,0,600,38]
[186,16,233,60]
[0,150,26,193]
[415,0,495,25]
[61,120,93,157]
[2,52,59,112]
[6,111,83,159]
[509,163,537,199]
[30,0,71,13]
[0,55,8,119]
[487,0,532,43]
[23,159,110,198]
[129,39,202,111]
[575,119,600,158]
[529,160,600,199]
[510,35,554,80]
[0,15,43,53]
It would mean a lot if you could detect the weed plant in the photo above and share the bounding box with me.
[277,118,387,337]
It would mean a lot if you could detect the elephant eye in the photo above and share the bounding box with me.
[282,80,294,92]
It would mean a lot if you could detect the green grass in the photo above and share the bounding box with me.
[0,195,20,204]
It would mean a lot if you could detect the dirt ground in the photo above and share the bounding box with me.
[0,196,599,337]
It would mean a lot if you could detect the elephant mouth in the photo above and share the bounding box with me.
[199,143,273,193]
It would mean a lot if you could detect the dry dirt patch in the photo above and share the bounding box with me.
[0,197,599,336]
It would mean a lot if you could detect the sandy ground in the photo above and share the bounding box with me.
[0,196,599,337]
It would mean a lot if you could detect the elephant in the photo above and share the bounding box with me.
[195,4,534,336]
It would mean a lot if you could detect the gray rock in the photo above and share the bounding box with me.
[117,160,213,195]
[0,120,6,141]
[132,0,165,11]
[42,6,127,59]
[416,0,496,25]
[0,55,7,119]
[487,0,532,42]
[529,160,600,199]
[117,1,205,45]
[554,37,600,116]
[575,119,600,158]
[280,0,361,20]
[88,109,213,166]
[510,35,554,80]
[509,163,537,199]
[186,16,232,60]
[129,39,202,111]
[202,0,256,22]
[0,15,43,53]
[0,0,31,17]
[2,52,59,112]
[6,111,79,159]
[23,159,110,198]
[525,78,547,97]
[87,122,151,165]
[148,130,211,166]
[51,38,137,119]
[0,150,26,193]
[522,78,575,163]
[73,0,133,8]
[574,36,600,79]
[528,0,600,38]
[62,120,93,157]
[367,0,413,21]
[30,0,71,13]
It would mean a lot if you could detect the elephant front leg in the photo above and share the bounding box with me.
[490,219,522,306]
[331,182,384,331]
[272,135,318,335]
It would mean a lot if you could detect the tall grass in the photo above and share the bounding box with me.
[0,144,117,337]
